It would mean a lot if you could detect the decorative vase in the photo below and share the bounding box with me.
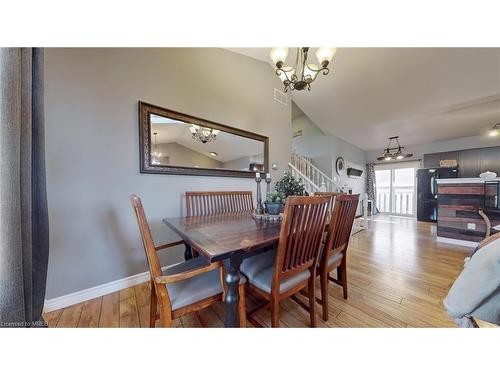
[265,202,284,215]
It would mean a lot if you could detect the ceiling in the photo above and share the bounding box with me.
[227,48,500,151]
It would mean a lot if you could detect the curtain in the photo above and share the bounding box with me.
[0,48,49,327]
[365,163,379,215]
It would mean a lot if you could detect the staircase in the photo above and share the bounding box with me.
[289,152,343,194]
[289,152,368,227]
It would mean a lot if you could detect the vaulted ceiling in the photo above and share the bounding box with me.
[228,48,500,151]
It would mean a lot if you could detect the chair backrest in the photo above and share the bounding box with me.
[322,194,360,263]
[273,196,330,289]
[314,191,346,214]
[130,195,162,280]
[185,191,254,217]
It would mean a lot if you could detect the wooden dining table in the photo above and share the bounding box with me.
[163,211,282,327]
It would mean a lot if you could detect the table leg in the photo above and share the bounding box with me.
[184,243,193,261]
[224,254,243,328]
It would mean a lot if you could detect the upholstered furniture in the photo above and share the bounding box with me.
[317,194,359,321]
[241,196,330,327]
[444,232,500,328]
[130,194,247,327]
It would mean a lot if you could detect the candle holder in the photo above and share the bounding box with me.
[265,175,272,196]
[255,175,264,214]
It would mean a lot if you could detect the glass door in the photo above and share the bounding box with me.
[393,168,415,216]
[375,164,417,216]
[375,169,391,213]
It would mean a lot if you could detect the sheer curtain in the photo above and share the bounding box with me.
[0,48,49,327]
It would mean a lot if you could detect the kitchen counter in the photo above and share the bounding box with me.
[435,177,500,247]
[437,177,500,184]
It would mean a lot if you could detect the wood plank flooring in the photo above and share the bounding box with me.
[43,216,468,328]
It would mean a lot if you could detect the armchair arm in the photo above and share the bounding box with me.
[477,232,500,251]
[155,240,184,252]
[155,261,222,284]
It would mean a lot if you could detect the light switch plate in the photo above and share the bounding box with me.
[467,223,476,230]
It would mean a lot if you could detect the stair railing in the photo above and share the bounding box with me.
[289,152,342,192]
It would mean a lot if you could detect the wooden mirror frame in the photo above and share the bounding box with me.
[139,101,269,178]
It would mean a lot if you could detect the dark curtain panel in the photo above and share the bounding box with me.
[365,163,379,215]
[0,48,49,327]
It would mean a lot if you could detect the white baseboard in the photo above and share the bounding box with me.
[43,267,166,313]
[436,236,478,249]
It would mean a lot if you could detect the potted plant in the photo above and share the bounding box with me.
[274,171,305,198]
[265,191,286,215]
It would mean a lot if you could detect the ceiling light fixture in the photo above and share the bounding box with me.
[377,136,413,161]
[488,123,500,137]
[270,47,336,92]
[190,124,219,143]
[209,152,218,157]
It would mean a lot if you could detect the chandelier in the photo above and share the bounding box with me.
[377,136,413,161]
[190,124,219,143]
[270,47,336,92]
[151,132,162,165]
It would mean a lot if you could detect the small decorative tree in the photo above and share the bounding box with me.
[274,171,305,198]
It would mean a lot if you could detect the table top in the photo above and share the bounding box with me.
[163,212,282,261]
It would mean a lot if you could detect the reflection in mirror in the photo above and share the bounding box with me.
[149,114,265,172]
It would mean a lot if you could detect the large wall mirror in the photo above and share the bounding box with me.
[139,102,269,177]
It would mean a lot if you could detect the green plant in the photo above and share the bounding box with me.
[265,191,285,204]
[274,172,305,198]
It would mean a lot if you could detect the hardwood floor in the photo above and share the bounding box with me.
[43,215,468,328]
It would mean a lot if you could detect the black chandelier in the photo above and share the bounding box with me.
[377,136,413,161]
[270,47,336,92]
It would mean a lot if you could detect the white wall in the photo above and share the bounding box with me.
[366,134,500,163]
[292,114,367,196]
[44,48,291,299]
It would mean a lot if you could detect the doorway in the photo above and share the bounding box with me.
[374,161,419,216]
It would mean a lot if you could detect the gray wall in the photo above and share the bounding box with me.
[44,48,291,299]
[156,142,223,169]
[221,153,264,171]
[292,114,367,196]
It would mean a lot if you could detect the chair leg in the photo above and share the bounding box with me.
[339,261,348,299]
[308,272,317,328]
[149,283,157,328]
[156,285,172,328]
[238,283,247,328]
[270,297,280,328]
[320,271,329,321]
[158,304,172,328]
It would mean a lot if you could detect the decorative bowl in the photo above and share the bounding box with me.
[480,171,497,180]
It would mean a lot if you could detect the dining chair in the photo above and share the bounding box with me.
[130,194,247,327]
[317,194,359,321]
[184,191,255,258]
[185,191,254,217]
[314,191,346,214]
[241,195,330,328]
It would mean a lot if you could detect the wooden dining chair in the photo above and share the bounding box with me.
[185,191,254,217]
[241,195,330,328]
[317,194,359,321]
[130,194,246,327]
[314,191,346,214]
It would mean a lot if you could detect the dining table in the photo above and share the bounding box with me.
[163,211,282,327]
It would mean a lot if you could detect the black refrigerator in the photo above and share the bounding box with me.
[416,167,458,222]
